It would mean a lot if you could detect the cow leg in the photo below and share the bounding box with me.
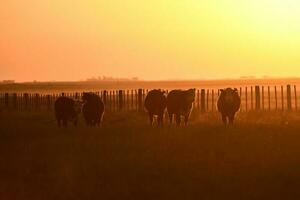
[57,119,61,127]
[99,113,104,127]
[184,115,189,126]
[229,113,235,125]
[148,112,154,126]
[62,118,68,127]
[168,113,173,124]
[73,118,78,126]
[222,114,227,125]
[158,113,163,127]
[175,114,181,126]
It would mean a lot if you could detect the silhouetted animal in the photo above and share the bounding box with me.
[82,92,104,126]
[217,88,241,125]
[144,89,167,126]
[167,88,196,126]
[54,96,81,127]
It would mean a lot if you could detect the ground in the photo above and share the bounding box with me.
[0,111,300,200]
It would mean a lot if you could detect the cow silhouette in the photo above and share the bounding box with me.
[54,96,81,127]
[144,89,167,126]
[167,88,195,126]
[82,92,105,127]
[217,88,241,126]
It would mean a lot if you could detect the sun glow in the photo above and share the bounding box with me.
[1,0,300,81]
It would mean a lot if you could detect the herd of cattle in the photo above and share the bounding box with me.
[54,88,241,127]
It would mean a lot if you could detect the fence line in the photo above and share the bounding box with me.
[0,85,298,113]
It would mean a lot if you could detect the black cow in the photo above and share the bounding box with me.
[82,92,105,126]
[54,96,81,127]
[167,88,195,126]
[144,89,167,126]
[217,88,241,125]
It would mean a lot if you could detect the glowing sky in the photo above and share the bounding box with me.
[1,0,300,81]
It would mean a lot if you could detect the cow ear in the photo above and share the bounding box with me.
[234,88,238,91]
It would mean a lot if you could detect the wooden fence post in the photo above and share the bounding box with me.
[255,86,260,110]
[206,90,209,112]
[103,90,107,106]
[131,90,134,110]
[109,91,112,112]
[35,93,40,110]
[138,89,143,112]
[118,90,123,110]
[46,95,51,111]
[24,93,29,110]
[12,93,17,110]
[287,85,292,111]
[275,86,278,111]
[251,86,253,111]
[281,86,284,111]
[239,87,242,112]
[4,93,9,109]
[200,89,205,113]
[212,90,214,112]
[267,86,270,111]
[197,89,200,110]
[245,87,248,112]
[262,86,264,111]
[294,85,297,111]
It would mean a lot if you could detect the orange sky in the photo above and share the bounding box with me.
[1,0,300,82]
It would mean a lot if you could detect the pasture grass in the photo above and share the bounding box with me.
[0,111,300,199]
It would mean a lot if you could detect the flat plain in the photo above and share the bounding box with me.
[1,110,300,200]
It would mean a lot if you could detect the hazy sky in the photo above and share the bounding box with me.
[1,0,300,81]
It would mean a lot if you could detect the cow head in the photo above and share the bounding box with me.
[220,88,239,103]
[186,88,196,103]
[82,92,96,102]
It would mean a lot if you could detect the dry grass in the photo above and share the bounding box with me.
[1,111,300,200]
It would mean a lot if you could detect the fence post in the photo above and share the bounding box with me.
[262,86,264,111]
[255,86,260,110]
[103,90,107,106]
[212,90,215,112]
[206,90,209,112]
[281,86,284,111]
[131,90,134,110]
[12,93,17,110]
[35,93,40,110]
[24,93,29,110]
[4,93,9,109]
[46,95,51,111]
[138,89,143,112]
[245,87,248,112]
[294,85,297,111]
[75,92,79,100]
[275,86,278,111]
[197,89,200,110]
[118,90,123,110]
[109,91,112,112]
[250,86,253,111]
[200,89,205,113]
[287,85,292,111]
[239,87,242,112]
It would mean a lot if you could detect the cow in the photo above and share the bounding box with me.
[82,92,105,127]
[217,88,241,126]
[54,96,81,127]
[144,89,167,126]
[167,88,196,126]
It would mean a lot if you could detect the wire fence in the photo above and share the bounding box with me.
[0,85,298,113]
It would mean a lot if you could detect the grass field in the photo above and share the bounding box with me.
[1,111,300,199]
